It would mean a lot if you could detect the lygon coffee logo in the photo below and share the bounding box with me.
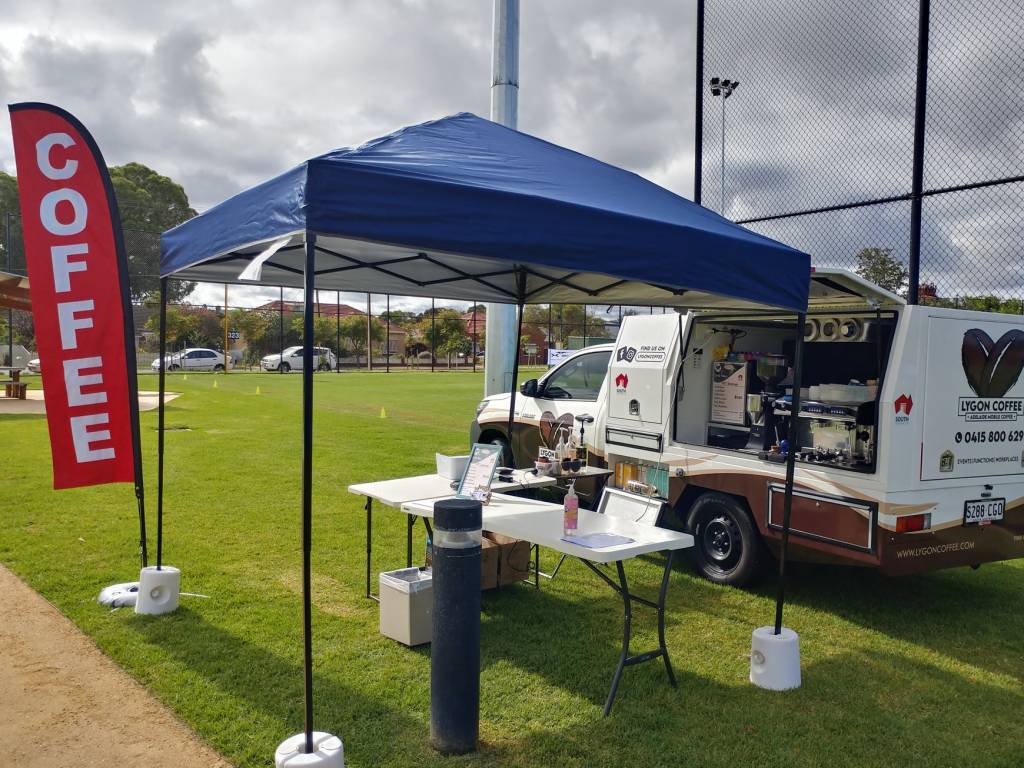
[616,346,637,363]
[959,329,1024,422]
[961,328,1024,397]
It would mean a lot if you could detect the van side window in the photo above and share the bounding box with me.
[542,350,611,400]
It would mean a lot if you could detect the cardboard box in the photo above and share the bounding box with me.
[379,567,432,646]
[484,531,531,585]
[480,536,499,590]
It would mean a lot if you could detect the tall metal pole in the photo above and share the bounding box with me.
[300,232,317,753]
[156,278,168,569]
[431,298,436,373]
[386,294,391,373]
[367,293,373,371]
[505,276,526,466]
[484,0,520,396]
[775,313,806,635]
[694,0,705,205]
[279,285,285,374]
[472,304,478,372]
[720,95,727,215]
[336,290,341,372]
[223,283,229,373]
[908,0,932,305]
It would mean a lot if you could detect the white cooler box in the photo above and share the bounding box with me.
[379,567,433,646]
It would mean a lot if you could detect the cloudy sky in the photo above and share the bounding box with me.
[0,0,698,310]
[1,0,1020,306]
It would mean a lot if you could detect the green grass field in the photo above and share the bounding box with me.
[1,371,1022,768]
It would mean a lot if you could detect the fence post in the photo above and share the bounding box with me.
[431,298,436,373]
[386,294,391,373]
[694,0,705,205]
[907,0,932,305]
[336,290,341,371]
[366,293,373,371]
[279,286,284,373]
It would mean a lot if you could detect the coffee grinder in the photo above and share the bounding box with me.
[745,355,789,452]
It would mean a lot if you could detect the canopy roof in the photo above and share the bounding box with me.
[161,113,810,311]
[0,270,30,311]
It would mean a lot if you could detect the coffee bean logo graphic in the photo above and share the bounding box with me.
[961,328,1024,397]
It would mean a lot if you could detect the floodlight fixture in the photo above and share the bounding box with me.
[707,76,741,215]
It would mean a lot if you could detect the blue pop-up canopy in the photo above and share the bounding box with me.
[161,112,809,311]
[156,113,814,753]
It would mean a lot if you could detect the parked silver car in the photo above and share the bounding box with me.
[151,348,232,372]
[261,346,337,372]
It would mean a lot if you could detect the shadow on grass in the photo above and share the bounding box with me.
[499,647,1024,768]
[475,555,730,713]
[756,560,1024,681]
[129,606,426,767]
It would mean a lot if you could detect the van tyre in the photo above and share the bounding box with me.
[279,363,291,373]
[685,492,761,587]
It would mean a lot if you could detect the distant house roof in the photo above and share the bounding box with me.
[256,300,364,317]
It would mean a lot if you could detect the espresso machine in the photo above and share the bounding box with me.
[745,355,789,452]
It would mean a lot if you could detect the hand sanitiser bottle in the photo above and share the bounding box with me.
[563,480,579,537]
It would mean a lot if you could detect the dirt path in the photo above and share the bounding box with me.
[0,564,230,768]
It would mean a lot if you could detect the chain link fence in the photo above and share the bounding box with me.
[700,0,1024,308]
[2,210,663,372]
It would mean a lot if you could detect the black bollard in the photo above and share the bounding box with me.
[430,498,482,755]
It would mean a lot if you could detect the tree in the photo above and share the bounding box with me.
[854,247,908,295]
[523,304,606,348]
[145,305,198,348]
[419,308,466,364]
[0,163,197,302]
[338,314,384,364]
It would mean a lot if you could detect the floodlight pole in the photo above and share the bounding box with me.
[709,77,739,216]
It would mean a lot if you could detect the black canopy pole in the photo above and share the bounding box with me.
[301,232,317,753]
[504,269,527,466]
[774,312,806,635]
[156,277,168,570]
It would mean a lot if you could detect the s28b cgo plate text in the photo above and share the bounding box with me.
[963,498,1004,525]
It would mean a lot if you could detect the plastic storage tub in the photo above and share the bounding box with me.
[379,567,433,646]
[436,453,470,480]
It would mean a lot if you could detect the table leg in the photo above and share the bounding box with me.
[657,550,677,688]
[603,560,632,716]
[406,513,415,567]
[578,553,677,716]
[365,497,378,602]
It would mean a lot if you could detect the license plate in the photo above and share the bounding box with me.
[963,498,1004,525]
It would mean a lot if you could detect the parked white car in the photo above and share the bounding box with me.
[261,346,337,372]
[151,348,232,372]
[27,358,42,373]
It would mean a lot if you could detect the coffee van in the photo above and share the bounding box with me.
[471,269,1024,585]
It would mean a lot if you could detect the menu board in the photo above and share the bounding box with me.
[457,443,502,501]
[711,361,748,426]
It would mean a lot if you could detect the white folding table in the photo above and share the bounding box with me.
[347,471,558,599]
[402,496,694,716]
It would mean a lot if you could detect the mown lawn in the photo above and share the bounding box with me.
[1,371,1022,768]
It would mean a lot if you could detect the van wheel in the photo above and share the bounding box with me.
[685,492,761,587]
[482,434,511,466]
[214,363,224,371]
[169,364,180,371]
[317,362,331,371]
[279,363,291,373]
